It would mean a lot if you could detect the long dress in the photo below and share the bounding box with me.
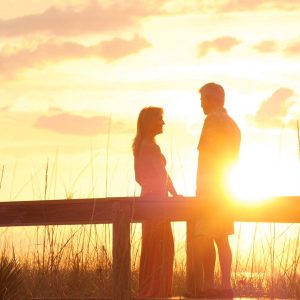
[134,139,174,298]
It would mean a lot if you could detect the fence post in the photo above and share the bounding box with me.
[186,220,203,296]
[112,201,131,300]
[186,221,194,294]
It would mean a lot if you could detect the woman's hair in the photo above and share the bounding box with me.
[132,106,163,157]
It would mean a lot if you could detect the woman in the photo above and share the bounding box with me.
[132,106,180,298]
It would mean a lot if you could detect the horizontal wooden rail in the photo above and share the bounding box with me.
[1,196,299,300]
[0,196,299,227]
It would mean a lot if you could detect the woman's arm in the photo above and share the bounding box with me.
[167,175,178,196]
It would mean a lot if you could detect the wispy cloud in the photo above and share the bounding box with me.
[197,36,241,57]
[48,106,64,113]
[253,40,278,53]
[252,38,300,56]
[34,113,110,136]
[0,0,168,37]
[254,88,295,128]
[0,106,129,136]
[0,1,299,40]
[95,35,151,62]
[0,35,151,77]
[162,0,300,14]
[218,0,300,12]
[0,106,10,111]
[284,39,300,56]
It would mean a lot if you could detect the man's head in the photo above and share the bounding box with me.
[199,82,225,115]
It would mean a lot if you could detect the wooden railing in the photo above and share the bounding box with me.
[0,196,299,300]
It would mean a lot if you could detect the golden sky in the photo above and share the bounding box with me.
[0,0,300,201]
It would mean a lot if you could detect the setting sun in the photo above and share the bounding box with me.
[227,154,300,203]
[227,163,276,203]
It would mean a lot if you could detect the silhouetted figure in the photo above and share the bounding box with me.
[133,106,179,298]
[194,83,241,298]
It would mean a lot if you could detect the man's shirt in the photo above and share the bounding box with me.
[196,108,241,198]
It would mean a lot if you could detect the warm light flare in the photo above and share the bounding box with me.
[227,163,277,203]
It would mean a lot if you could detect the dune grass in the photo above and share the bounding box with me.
[0,221,299,299]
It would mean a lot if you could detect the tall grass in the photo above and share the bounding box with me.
[0,255,24,299]
[0,221,299,298]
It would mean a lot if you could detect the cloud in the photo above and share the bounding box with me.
[0,0,168,37]
[252,38,300,56]
[94,35,151,61]
[218,0,300,12]
[0,35,151,77]
[0,106,10,111]
[254,88,295,128]
[48,106,64,113]
[2,1,298,39]
[253,40,278,53]
[157,0,300,14]
[284,39,300,56]
[197,36,241,57]
[34,113,110,136]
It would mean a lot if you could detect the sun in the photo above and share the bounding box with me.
[226,162,279,204]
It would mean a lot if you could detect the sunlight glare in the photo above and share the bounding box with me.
[227,163,276,203]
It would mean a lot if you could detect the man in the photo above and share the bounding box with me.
[194,82,241,298]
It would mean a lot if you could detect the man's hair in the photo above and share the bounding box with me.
[199,82,225,106]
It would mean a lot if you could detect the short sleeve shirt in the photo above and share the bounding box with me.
[196,108,241,197]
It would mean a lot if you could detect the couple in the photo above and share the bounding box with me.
[132,83,241,298]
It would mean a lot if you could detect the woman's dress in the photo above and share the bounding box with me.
[134,139,174,298]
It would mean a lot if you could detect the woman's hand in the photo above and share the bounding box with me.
[172,194,184,199]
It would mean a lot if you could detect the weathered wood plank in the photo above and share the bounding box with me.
[0,196,299,227]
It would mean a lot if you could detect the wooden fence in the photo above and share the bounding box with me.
[0,196,299,300]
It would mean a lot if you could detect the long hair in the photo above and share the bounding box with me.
[132,106,163,157]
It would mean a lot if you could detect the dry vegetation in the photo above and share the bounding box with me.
[0,222,299,299]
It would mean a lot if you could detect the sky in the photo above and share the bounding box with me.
[1,0,300,202]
